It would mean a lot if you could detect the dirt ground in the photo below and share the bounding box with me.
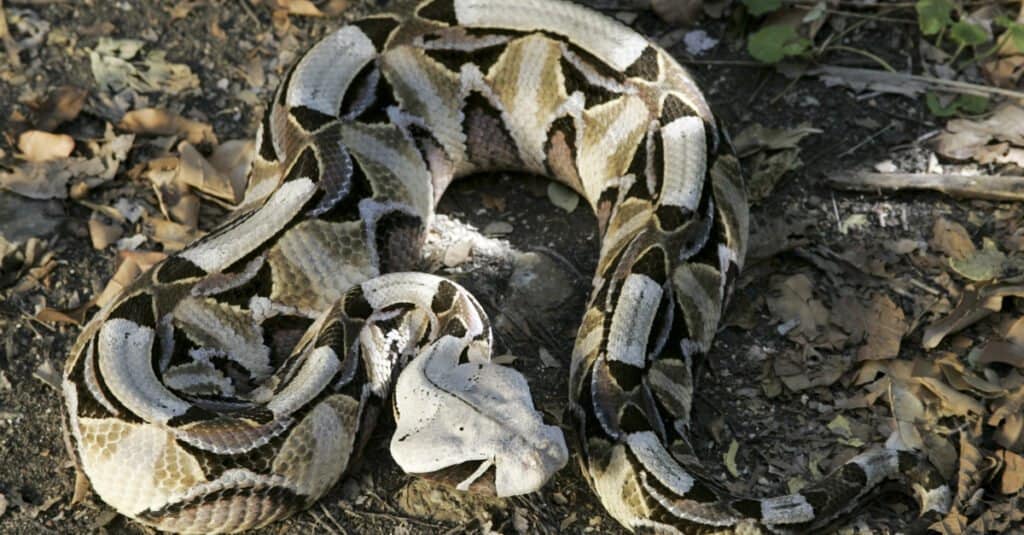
[0,0,1018,534]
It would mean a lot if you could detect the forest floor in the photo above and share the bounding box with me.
[1,0,1023,534]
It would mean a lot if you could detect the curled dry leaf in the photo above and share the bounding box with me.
[119,108,216,145]
[933,104,1024,161]
[177,142,240,203]
[147,217,202,251]
[208,140,254,203]
[95,250,167,308]
[88,213,123,250]
[923,279,1024,349]
[17,130,74,163]
[1,127,134,199]
[998,450,1024,494]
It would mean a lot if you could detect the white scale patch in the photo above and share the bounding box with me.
[606,274,662,367]
[182,178,317,272]
[760,494,815,525]
[659,116,706,210]
[625,431,694,496]
[97,318,190,424]
[267,346,341,417]
[286,25,377,116]
[453,0,649,71]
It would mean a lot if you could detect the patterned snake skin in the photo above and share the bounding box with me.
[62,0,952,533]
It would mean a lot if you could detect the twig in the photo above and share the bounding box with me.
[829,172,1024,202]
[0,0,20,68]
[836,122,895,158]
[811,65,1024,100]
[319,503,349,535]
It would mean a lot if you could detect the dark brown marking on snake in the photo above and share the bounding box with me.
[559,54,617,108]
[108,293,156,329]
[423,43,507,75]
[659,93,694,126]
[416,0,458,26]
[290,105,336,133]
[352,15,401,51]
[462,91,523,170]
[258,109,278,162]
[624,46,659,81]
[155,257,207,284]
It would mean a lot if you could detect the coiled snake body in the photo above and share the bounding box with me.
[62,0,952,532]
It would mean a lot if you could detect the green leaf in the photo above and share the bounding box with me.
[926,92,958,117]
[957,94,989,114]
[742,0,782,16]
[915,0,954,36]
[950,20,989,47]
[748,25,810,63]
[925,93,990,117]
[1003,21,1024,53]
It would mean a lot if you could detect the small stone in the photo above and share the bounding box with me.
[483,221,513,235]
[551,491,569,505]
[443,240,472,267]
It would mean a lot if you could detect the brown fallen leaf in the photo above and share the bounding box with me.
[32,86,88,131]
[271,0,348,16]
[933,103,1024,161]
[998,450,1024,494]
[208,140,253,203]
[119,108,217,145]
[766,273,829,340]
[856,294,907,361]
[177,142,239,203]
[147,217,201,251]
[930,217,975,260]
[95,250,167,308]
[88,213,123,250]
[922,280,1024,349]
[17,131,74,163]
[976,340,1024,368]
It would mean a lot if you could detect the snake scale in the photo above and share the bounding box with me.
[61,0,953,533]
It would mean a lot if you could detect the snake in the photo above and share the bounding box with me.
[61,0,953,533]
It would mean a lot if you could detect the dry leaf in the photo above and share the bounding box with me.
[90,38,200,95]
[119,108,217,145]
[17,131,74,163]
[95,251,166,308]
[208,140,254,202]
[766,273,829,340]
[88,214,123,250]
[999,450,1024,494]
[177,142,238,202]
[651,0,703,25]
[33,86,87,131]
[931,217,975,260]
[857,294,907,360]
[271,0,347,16]
[933,104,1024,161]
[923,280,1024,349]
[732,123,821,158]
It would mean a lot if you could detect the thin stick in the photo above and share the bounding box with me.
[812,65,1024,100]
[829,172,1024,202]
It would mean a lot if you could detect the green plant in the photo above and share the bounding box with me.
[748,24,812,63]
